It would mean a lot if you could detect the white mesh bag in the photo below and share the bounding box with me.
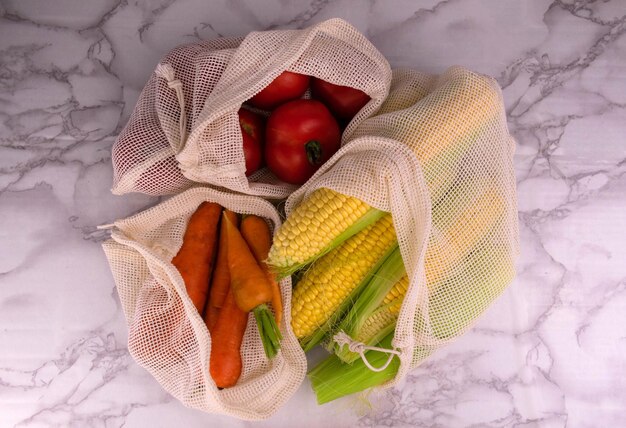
[101,187,306,420]
[111,37,242,196]
[287,66,519,386]
[111,18,391,198]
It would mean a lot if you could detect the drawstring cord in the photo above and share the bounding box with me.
[333,331,401,372]
[155,63,188,151]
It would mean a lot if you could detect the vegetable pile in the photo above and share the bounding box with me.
[166,67,513,405]
[172,203,282,388]
[104,19,517,419]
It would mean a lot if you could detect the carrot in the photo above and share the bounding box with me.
[209,288,249,388]
[223,213,273,311]
[172,202,222,314]
[222,213,282,358]
[205,302,221,334]
[240,215,283,326]
[205,210,239,332]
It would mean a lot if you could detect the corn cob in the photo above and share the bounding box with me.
[268,187,385,278]
[334,266,405,364]
[268,71,502,276]
[351,71,503,204]
[354,295,403,343]
[311,239,516,404]
[334,185,507,363]
[425,185,506,285]
[331,245,405,359]
[291,213,397,351]
[428,241,516,340]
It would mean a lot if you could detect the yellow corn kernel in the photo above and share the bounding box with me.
[355,298,403,344]
[382,275,409,305]
[291,214,397,340]
[268,188,373,272]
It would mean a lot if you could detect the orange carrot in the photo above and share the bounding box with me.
[223,213,273,312]
[222,213,282,358]
[205,303,221,334]
[209,288,248,388]
[205,210,239,332]
[172,202,222,314]
[240,215,283,326]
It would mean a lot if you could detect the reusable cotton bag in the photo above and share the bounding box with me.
[102,187,307,420]
[287,65,519,385]
[111,19,391,198]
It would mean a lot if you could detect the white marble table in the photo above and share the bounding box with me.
[1,1,625,427]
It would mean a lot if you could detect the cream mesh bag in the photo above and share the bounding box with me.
[111,18,391,198]
[286,66,519,387]
[111,37,242,196]
[101,187,306,419]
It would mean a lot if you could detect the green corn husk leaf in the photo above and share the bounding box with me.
[308,333,399,405]
[333,246,405,362]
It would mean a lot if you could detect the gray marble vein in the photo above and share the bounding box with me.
[1,0,625,426]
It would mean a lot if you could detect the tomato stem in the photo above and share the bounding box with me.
[240,122,253,136]
[305,140,323,165]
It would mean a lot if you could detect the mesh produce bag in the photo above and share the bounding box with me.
[101,187,306,420]
[285,66,519,388]
[112,18,391,198]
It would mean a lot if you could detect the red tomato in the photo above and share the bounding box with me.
[310,77,371,121]
[265,99,341,185]
[248,71,310,110]
[238,108,265,176]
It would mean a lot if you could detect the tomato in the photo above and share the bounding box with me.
[238,108,265,176]
[310,77,371,121]
[265,99,341,185]
[248,71,310,110]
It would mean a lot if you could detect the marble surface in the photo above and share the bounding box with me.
[1,0,625,426]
